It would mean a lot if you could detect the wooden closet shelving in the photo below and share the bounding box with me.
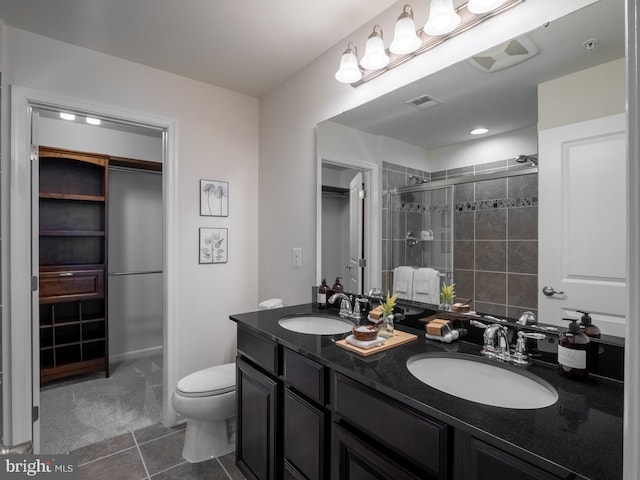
[38,146,110,383]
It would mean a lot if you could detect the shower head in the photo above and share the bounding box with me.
[515,154,538,166]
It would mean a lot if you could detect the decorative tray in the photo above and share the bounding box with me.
[335,330,418,356]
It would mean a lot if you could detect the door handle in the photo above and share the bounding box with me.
[542,286,564,296]
[345,265,352,270]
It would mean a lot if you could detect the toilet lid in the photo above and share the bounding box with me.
[176,363,235,397]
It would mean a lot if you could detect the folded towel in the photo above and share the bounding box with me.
[258,298,284,310]
[393,266,415,300]
[411,268,440,303]
[345,334,385,349]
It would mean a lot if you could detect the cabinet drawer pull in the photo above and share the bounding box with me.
[58,272,74,277]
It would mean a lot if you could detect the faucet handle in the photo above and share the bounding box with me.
[339,299,351,317]
[512,331,546,365]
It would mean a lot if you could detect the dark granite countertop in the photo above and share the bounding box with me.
[230,303,623,480]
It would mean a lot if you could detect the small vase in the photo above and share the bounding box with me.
[379,314,394,338]
[439,302,451,312]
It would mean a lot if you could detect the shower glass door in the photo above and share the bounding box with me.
[387,186,454,303]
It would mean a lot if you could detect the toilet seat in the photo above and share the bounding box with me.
[176,363,235,398]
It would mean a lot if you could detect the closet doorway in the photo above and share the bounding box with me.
[30,103,169,453]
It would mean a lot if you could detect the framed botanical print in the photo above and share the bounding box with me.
[200,179,229,217]
[199,227,228,264]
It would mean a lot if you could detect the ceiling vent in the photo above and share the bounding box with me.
[405,94,442,110]
[467,35,538,73]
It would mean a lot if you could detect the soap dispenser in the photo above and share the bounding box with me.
[332,277,343,292]
[558,318,590,380]
[578,310,601,338]
[317,279,328,309]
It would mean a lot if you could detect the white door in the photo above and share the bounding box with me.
[538,114,627,336]
[348,173,364,294]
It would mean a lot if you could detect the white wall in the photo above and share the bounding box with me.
[538,57,626,130]
[2,26,259,393]
[428,125,538,171]
[378,135,429,171]
[259,0,595,305]
[38,117,163,162]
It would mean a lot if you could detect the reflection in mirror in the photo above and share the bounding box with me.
[389,185,454,304]
[321,163,369,294]
[317,0,624,322]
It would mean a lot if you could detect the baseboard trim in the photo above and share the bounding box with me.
[110,346,163,364]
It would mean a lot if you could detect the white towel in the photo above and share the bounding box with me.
[411,268,440,304]
[393,266,415,300]
[345,335,385,349]
[258,298,284,310]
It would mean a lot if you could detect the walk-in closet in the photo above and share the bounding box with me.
[35,110,165,453]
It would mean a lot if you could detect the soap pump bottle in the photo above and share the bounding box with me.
[332,277,343,292]
[558,318,590,380]
[578,310,601,338]
[317,279,328,309]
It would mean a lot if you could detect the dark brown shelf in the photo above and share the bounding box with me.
[40,192,105,202]
[39,146,110,384]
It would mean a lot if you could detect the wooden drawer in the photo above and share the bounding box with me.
[284,348,327,405]
[39,267,104,303]
[333,373,449,480]
[237,324,280,376]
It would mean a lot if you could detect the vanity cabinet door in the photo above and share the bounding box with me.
[332,423,425,480]
[236,357,281,480]
[284,389,327,480]
[462,437,563,480]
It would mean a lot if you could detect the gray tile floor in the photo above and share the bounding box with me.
[72,422,246,480]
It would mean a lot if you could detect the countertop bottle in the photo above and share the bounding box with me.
[318,279,328,309]
[558,318,590,380]
[578,310,601,338]
[332,277,343,292]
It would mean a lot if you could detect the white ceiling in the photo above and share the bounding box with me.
[328,0,625,150]
[0,0,399,97]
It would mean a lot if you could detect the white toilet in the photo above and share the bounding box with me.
[172,362,236,463]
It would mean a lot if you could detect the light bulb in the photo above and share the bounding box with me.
[360,25,390,70]
[389,5,422,55]
[335,44,362,83]
[424,0,461,36]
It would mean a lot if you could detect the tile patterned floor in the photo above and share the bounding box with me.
[71,423,246,480]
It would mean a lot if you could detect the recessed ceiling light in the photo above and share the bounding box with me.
[86,117,101,126]
[470,127,489,135]
[59,112,76,121]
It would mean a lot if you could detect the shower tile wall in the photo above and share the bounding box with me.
[383,158,538,319]
[452,160,538,318]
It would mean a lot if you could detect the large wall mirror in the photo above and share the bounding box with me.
[317,0,626,335]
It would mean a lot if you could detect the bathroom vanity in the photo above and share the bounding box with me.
[231,304,623,480]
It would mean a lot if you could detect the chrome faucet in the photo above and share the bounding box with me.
[367,287,384,300]
[470,320,511,361]
[516,311,537,326]
[483,324,511,361]
[328,292,358,321]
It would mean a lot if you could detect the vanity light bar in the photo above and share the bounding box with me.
[347,0,524,87]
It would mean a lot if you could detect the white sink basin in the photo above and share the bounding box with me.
[278,314,353,335]
[406,353,558,409]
